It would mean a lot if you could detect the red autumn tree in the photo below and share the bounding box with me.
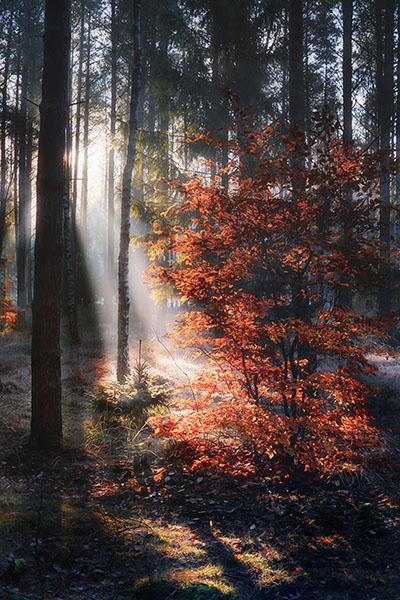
[150,113,391,479]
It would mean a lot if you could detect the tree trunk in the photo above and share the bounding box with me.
[71,0,85,231]
[26,118,33,304]
[82,13,91,230]
[340,0,353,308]
[0,12,13,258]
[282,7,289,123]
[64,65,80,345]
[17,0,31,324]
[13,47,21,254]
[105,0,117,316]
[117,0,142,383]
[378,0,394,317]
[30,0,71,450]
[343,0,352,147]
[289,0,304,131]
[396,4,400,244]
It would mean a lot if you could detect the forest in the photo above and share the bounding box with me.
[1,0,400,598]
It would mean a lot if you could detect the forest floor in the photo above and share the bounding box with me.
[1,317,400,600]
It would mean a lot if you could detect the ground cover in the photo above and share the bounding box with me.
[1,323,400,600]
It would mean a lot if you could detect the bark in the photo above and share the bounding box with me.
[105,0,117,315]
[26,118,33,304]
[30,0,71,450]
[375,1,383,145]
[17,0,31,323]
[396,4,400,244]
[378,0,394,316]
[343,0,353,147]
[282,7,288,122]
[340,0,353,308]
[13,47,21,253]
[82,13,91,230]
[289,0,304,130]
[64,67,80,344]
[117,0,142,382]
[0,12,13,258]
[71,0,85,231]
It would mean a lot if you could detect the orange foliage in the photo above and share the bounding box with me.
[0,257,17,335]
[150,113,393,478]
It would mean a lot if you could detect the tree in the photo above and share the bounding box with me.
[16,0,32,324]
[0,9,13,259]
[30,0,71,450]
[377,0,394,316]
[150,116,389,478]
[105,0,117,316]
[289,0,304,130]
[117,0,142,382]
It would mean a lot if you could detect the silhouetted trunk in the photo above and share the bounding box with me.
[378,0,394,316]
[105,0,117,315]
[289,0,304,131]
[30,0,71,450]
[343,0,352,147]
[340,0,353,308]
[26,119,33,304]
[282,7,289,122]
[17,0,31,323]
[117,0,142,382]
[82,13,91,230]
[396,5,400,244]
[375,1,383,145]
[13,47,21,253]
[64,68,80,345]
[0,12,13,258]
[71,0,85,231]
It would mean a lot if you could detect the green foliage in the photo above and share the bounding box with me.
[91,359,172,427]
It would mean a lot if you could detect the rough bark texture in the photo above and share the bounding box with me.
[396,4,400,243]
[343,0,352,146]
[117,0,142,383]
[71,0,85,231]
[289,0,304,130]
[82,14,91,230]
[105,0,117,315]
[64,72,80,345]
[13,47,21,254]
[30,0,71,450]
[26,118,33,304]
[340,0,353,308]
[0,12,13,258]
[17,0,31,322]
[378,0,394,317]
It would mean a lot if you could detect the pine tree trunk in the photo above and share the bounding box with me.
[64,71,80,345]
[82,13,91,230]
[25,118,33,304]
[289,0,304,131]
[378,0,394,316]
[282,7,289,123]
[0,12,13,258]
[30,0,71,450]
[105,0,117,316]
[343,0,352,146]
[17,0,31,324]
[117,0,142,383]
[340,0,353,308]
[71,0,85,231]
[13,47,21,254]
[396,4,400,244]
